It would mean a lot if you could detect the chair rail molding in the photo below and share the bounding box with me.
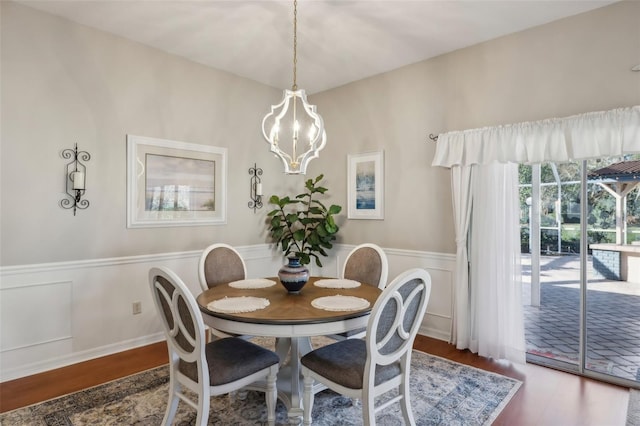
[0,244,454,381]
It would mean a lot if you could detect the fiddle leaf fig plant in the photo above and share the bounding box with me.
[267,174,342,267]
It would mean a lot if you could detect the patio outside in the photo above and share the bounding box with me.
[521,254,640,383]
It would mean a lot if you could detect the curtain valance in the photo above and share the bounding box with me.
[432,106,640,167]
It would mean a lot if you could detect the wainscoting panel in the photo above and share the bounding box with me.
[0,244,454,381]
[1,280,72,351]
[335,246,455,342]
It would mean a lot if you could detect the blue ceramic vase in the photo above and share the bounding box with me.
[278,257,309,293]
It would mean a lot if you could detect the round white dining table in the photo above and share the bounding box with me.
[196,276,381,424]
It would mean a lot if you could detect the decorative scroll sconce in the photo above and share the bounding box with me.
[248,163,263,212]
[60,143,90,215]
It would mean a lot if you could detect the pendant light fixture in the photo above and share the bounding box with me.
[262,0,326,175]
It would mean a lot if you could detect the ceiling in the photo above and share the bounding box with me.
[16,0,617,94]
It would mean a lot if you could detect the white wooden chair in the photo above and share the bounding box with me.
[328,243,389,341]
[149,266,279,426]
[198,243,248,339]
[301,268,431,426]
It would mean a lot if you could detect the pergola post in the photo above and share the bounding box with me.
[597,182,639,245]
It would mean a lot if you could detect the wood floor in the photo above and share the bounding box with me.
[0,336,630,425]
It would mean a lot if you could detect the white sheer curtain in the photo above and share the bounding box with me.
[469,163,525,362]
[432,105,639,364]
[449,165,473,348]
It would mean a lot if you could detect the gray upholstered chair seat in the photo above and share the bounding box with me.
[301,339,400,389]
[180,337,280,386]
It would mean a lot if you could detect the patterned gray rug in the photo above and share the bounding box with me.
[0,348,521,426]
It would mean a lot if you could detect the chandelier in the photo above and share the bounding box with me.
[262,0,326,174]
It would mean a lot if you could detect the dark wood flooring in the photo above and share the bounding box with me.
[0,336,630,425]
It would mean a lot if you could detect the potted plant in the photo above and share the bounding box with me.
[267,175,342,291]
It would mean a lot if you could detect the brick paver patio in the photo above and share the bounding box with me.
[521,254,640,383]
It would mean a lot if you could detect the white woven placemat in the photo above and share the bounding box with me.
[314,279,361,289]
[311,295,370,311]
[228,278,277,289]
[207,296,270,314]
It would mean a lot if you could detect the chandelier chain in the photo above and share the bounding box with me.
[292,0,298,90]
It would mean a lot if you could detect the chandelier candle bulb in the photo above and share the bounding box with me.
[256,183,263,196]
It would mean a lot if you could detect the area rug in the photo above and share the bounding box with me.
[628,389,640,426]
[0,351,521,426]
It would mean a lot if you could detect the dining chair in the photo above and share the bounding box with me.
[342,243,389,290]
[198,243,248,339]
[301,268,431,426]
[149,266,279,426]
[198,243,247,291]
[327,243,389,341]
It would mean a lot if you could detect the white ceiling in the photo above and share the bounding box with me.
[16,0,617,94]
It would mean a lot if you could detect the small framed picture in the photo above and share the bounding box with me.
[347,151,384,220]
[126,135,227,228]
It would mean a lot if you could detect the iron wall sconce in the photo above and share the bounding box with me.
[60,143,90,215]
[248,163,263,212]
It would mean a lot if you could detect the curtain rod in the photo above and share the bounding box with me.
[427,133,438,142]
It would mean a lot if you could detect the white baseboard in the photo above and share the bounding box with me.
[1,333,165,382]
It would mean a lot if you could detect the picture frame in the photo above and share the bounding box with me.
[347,151,384,220]
[126,135,227,228]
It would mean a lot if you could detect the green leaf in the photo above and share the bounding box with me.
[272,227,283,240]
[315,174,324,183]
[320,241,333,250]
[293,229,305,241]
[325,220,338,234]
[316,225,328,237]
[282,236,292,248]
[270,216,281,227]
[329,204,342,214]
[308,232,320,246]
[286,213,299,224]
[269,195,280,204]
[279,196,291,206]
[312,199,327,210]
[305,179,314,190]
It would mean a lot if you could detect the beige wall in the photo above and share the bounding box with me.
[0,2,288,266]
[2,1,639,266]
[310,0,640,254]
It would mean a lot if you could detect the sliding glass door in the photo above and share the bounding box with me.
[520,155,640,386]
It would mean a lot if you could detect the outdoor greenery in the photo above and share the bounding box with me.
[519,154,640,253]
[267,175,342,267]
